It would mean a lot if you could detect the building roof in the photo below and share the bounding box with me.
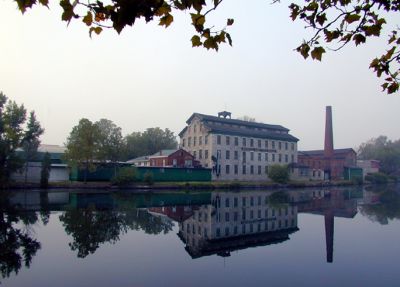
[149,149,178,157]
[179,112,298,142]
[299,148,356,157]
[38,144,66,154]
[126,155,149,163]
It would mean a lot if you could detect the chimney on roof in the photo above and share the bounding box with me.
[218,111,231,119]
[324,106,334,158]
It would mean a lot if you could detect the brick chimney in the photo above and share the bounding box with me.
[324,106,334,158]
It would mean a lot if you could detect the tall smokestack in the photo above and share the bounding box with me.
[324,106,334,158]
[325,211,334,263]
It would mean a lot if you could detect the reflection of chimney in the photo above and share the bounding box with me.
[325,211,334,263]
[324,106,334,158]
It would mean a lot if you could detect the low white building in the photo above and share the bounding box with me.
[179,111,299,181]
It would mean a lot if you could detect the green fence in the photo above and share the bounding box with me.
[70,164,212,182]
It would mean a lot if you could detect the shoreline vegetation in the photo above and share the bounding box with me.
[3,179,397,192]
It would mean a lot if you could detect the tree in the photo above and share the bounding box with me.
[268,164,290,184]
[22,112,44,183]
[13,0,400,94]
[40,152,52,188]
[237,115,256,122]
[125,127,177,160]
[95,119,125,175]
[358,136,400,175]
[0,92,42,186]
[64,118,101,183]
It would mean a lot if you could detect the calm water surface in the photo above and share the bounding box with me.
[1,185,400,287]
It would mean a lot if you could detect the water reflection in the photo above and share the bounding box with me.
[1,185,400,282]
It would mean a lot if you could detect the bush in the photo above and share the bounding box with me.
[365,172,388,184]
[143,171,154,185]
[268,164,290,184]
[111,167,138,186]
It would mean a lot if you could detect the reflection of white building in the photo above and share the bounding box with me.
[178,191,298,258]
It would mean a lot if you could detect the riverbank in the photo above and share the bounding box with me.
[3,179,371,192]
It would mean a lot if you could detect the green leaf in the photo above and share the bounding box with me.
[310,46,325,61]
[191,13,205,26]
[159,14,174,28]
[83,12,93,26]
[344,14,361,24]
[191,35,202,47]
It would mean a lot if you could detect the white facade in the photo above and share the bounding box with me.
[179,113,299,181]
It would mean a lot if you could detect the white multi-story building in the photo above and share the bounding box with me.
[178,111,299,181]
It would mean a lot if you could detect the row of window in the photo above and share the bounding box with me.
[216,135,295,151]
[182,135,208,147]
[216,150,295,163]
[214,197,295,211]
[214,208,294,223]
[183,218,296,238]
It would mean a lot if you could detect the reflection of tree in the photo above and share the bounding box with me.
[360,188,400,225]
[268,191,290,208]
[0,195,41,283]
[59,206,173,258]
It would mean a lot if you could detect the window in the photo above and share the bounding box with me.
[272,154,275,162]
[226,150,230,160]
[258,165,261,175]
[242,138,246,146]
[225,212,230,222]
[242,224,246,234]
[250,165,254,174]
[205,135,208,145]
[234,165,238,174]
[265,166,268,174]
[242,209,246,220]
[265,153,268,161]
[225,165,230,174]
[225,227,230,236]
[234,226,238,235]
[258,196,261,205]
[258,223,261,232]
[182,139,185,147]
[217,135,221,145]
[258,209,261,218]
[226,136,230,145]
[216,228,221,237]
[250,197,254,206]
[225,198,230,207]
[285,142,288,150]
[234,212,238,221]
[291,143,295,151]
[272,141,275,149]
[258,139,261,148]
[279,154,282,162]
[242,165,247,174]
[278,142,282,150]
[234,197,238,207]
[199,136,202,145]
[234,137,239,146]
[205,150,209,159]
[291,154,294,163]
[194,124,197,133]
[234,150,239,160]
[199,150,203,159]
[272,209,275,216]
[242,152,246,163]
[250,210,254,219]
[188,137,192,147]
[242,197,246,207]
[258,153,261,161]
[265,140,268,148]
[250,224,254,232]
[250,138,254,147]
[250,152,254,161]
[193,136,196,146]
[193,151,197,159]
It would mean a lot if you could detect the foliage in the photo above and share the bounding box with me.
[358,136,400,175]
[64,118,101,182]
[268,164,290,184]
[22,111,44,183]
[125,127,177,160]
[268,191,290,208]
[13,1,400,94]
[95,118,125,164]
[365,172,389,184]
[40,152,52,188]
[111,166,138,186]
[237,115,256,122]
[351,175,363,185]
[143,171,154,185]
[289,0,400,94]
[0,92,42,185]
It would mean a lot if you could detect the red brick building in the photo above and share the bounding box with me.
[298,148,357,179]
[149,148,200,168]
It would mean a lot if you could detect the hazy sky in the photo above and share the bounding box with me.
[1,0,399,151]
